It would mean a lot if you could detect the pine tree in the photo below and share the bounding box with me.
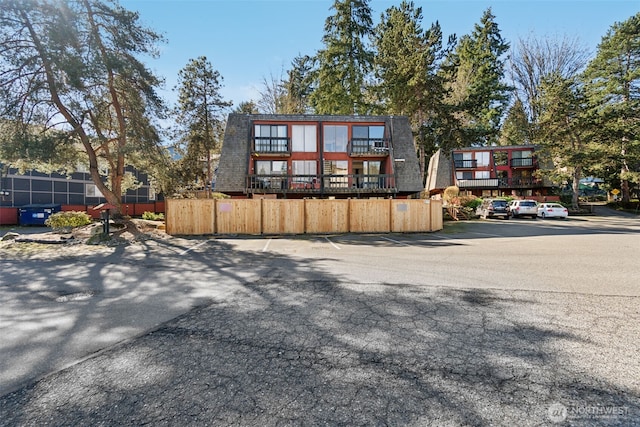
[537,74,592,210]
[173,56,232,192]
[499,99,531,146]
[583,12,640,203]
[373,1,455,171]
[309,0,374,114]
[282,55,315,114]
[0,0,168,214]
[443,8,511,146]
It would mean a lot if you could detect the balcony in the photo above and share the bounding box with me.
[510,157,536,168]
[252,137,291,156]
[456,178,499,188]
[349,138,390,157]
[247,173,397,195]
[456,177,544,189]
[453,159,478,169]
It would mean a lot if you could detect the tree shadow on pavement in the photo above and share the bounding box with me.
[1,238,639,426]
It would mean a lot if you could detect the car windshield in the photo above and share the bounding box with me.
[548,204,563,208]
[493,200,507,207]
[521,201,536,207]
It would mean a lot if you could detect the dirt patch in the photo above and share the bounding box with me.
[0,219,169,259]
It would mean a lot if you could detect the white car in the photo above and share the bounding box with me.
[537,203,568,219]
[508,199,538,219]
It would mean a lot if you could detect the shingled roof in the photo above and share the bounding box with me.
[425,149,454,195]
[216,113,424,196]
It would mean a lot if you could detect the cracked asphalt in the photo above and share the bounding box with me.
[1,207,639,426]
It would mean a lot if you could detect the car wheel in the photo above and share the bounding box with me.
[541,212,546,219]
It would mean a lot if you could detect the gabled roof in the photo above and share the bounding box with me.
[216,113,423,195]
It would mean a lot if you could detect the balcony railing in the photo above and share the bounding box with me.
[453,159,478,169]
[349,138,390,156]
[510,157,535,167]
[456,178,543,189]
[252,137,291,155]
[247,173,396,194]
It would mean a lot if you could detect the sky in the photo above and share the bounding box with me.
[120,0,640,109]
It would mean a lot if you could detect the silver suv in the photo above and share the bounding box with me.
[508,199,538,219]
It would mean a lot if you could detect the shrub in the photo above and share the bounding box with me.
[45,211,93,231]
[142,211,165,221]
[459,195,482,210]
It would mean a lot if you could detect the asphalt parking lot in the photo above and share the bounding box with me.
[1,208,639,426]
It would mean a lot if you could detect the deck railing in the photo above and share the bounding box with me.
[247,173,396,194]
[252,137,291,154]
[349,138,390,156]
[456,178,543,189]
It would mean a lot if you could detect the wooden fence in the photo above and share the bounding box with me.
[165,198,443,235]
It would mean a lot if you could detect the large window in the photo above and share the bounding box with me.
[323,125,348,152]
[292,125,317,152]
[352,125,385,153]
[453,152,474,168]
[254,124,288,152]
[292,160,317,184]
[475,151,490,167]
[353,160,382,188]
[512,150,534,167]
[323,160,348,188]
[254,160,287,189]
[255,160,286,175]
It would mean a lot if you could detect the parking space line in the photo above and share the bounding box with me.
[380,236,410,246]
[324,236,341,250]
[262,238,272,252]
[179,240,210,256]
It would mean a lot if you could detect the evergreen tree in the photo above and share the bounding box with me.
[282,55,315,114]
[309,0,374,114]
[443,8,511,146]
[583,12,640,203]
[536,74,592,210]
[499,99,531,146]
[0,0,168,214]
[234,101,259,114]
[173,56,232,192]
[373,1,455,171]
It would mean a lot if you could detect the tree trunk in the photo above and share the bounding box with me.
[571,165,582,211]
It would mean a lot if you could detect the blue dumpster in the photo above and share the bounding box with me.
[18,204,61,226]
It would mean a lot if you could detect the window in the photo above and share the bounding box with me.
[453,152,474,168]
[255,160,286,175]
[323,160,348,188]
[292,160,317,183]
[456,171,472,180]
[323,125,348,152]
[85,184,104,198]
[475,151,490,167]
[254,160,287,189]
[356,161,382,188]
[352,125,385,153]
[511,150,534,167]
[292,125,317,152]
[254,124,288,152]
[512,150,532,159]
[475,171,490,179]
